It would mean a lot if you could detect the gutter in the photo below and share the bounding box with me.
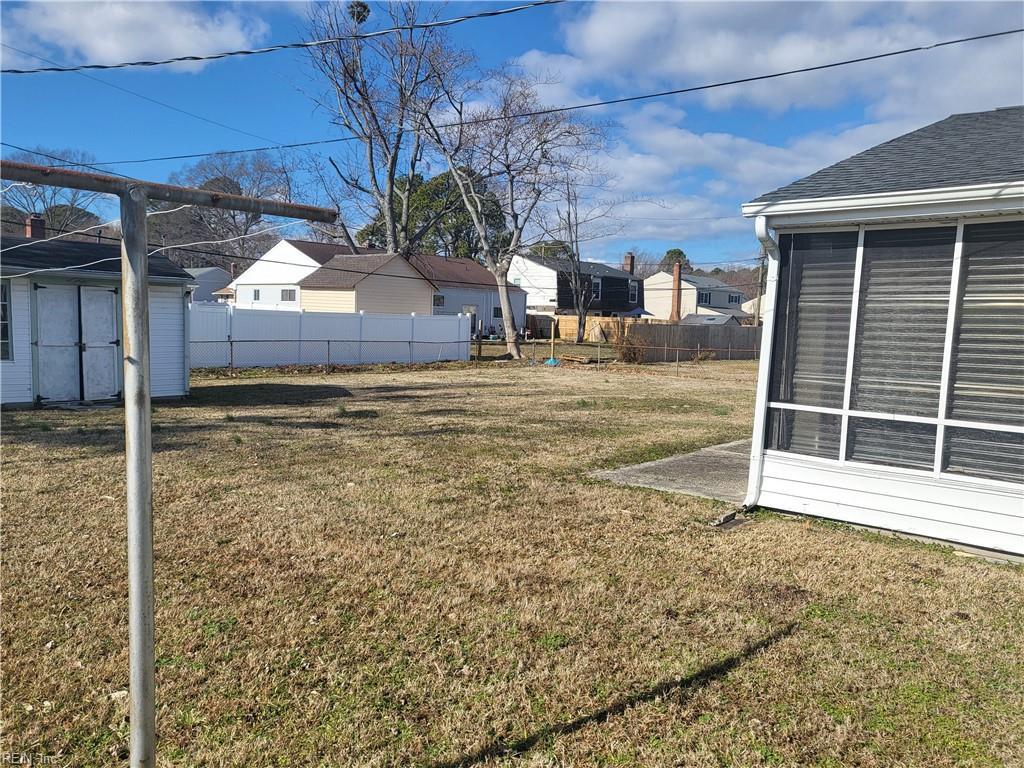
[742,215,781,509]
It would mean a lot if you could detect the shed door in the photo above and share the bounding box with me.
[35,283,81,402]
[81,286,120,400]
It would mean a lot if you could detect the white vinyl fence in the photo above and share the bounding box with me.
[189,303,472,369]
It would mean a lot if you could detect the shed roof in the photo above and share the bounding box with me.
[750,106,1024,204]
[679,313,740,325]
[0,235,192,280]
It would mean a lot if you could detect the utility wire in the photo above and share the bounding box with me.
[1,219,766,292]
[0,43,281,145]
[0,0,565,75]
[17,26,1023,169]
[0,141,134,178]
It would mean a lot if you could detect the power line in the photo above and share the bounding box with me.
[0,0,565,75]
[0,43,281,146]
[1,219,765,292]
[0,142,134,179]
[13,26,1022,170]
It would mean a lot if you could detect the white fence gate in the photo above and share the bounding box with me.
[189,303,472,369]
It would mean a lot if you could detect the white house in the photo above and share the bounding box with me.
[229,238,525,331]
[742,105,1024,555]
[644,270,749,322]
[1,229,192,405]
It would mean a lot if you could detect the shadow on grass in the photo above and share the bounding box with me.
[184,383,354,407]
[432,622,798,768]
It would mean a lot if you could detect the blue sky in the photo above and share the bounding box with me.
[2,1,1022,268]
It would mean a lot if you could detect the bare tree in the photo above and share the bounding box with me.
[148,151,297,270]
[306,1,470,257]
[0,147,106,234]
[629,247,661,279]
[424,70,601,358]
[539,175,624,343]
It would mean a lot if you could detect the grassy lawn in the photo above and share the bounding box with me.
[3,360,1022,767]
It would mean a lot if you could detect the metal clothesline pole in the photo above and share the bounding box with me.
[1,160,337,768]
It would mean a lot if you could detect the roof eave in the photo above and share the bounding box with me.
[741,180,1024,228]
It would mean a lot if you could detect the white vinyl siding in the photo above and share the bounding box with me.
[149,285,188,398]
[1,278,33,403]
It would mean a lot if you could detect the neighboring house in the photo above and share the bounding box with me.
[742,105,1024,556]
[679,313,740,326]
[228,239,524,327]
[408,254,526,334]
[644,270,749,322]
[508,252,643,316]
[1,228,192,405]
[186,266,231,302]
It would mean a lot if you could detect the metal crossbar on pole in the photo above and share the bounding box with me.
[1,160,336,768]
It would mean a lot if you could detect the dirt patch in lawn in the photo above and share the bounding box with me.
[3,361,1022,767]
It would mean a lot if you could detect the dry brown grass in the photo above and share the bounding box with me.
[2,361,1022,767]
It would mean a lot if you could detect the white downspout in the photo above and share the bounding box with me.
[743,215,781,509]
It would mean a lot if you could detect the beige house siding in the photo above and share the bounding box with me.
[643,271,697,320]
[300,289,356,313]
[354,258,435,314]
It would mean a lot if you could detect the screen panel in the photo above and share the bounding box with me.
[846,418,936,471]
[765,407,842,459]
[769,231,858,408]
[947,220,1024,427]
[850,227,956,417]
[942,426,1024,484]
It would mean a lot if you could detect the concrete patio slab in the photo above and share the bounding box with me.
[593,438,751,505]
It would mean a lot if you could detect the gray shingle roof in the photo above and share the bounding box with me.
[525,254,635,279]
[0,235,191,280]
[749,106,1024,204]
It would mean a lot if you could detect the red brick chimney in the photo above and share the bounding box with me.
[623,251,635,275]
[25,214,45,239]
[669,260,682,322]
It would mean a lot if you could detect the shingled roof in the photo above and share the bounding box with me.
[285,239,384,265]
[524,253,636,280]
[750,106,1024,204]
[0,236,192,280]
[409,254,524,292]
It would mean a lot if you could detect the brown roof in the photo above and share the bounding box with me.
[285,238,385,265]
[409,253,525,292]
[297,252,438,290]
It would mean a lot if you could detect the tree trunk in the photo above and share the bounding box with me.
[495,271,522,359]
[575,306,587,344]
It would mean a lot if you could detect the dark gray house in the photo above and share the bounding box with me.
[508,252,643,316]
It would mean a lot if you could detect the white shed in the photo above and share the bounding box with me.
[1,235,192,406]
[742,106,1024,556]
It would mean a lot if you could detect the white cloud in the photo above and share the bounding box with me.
[523,1,1023,247]
[1,2,270,73]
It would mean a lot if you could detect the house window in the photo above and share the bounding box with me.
[729,293,742,304]
[433,294,445,308]
[513,278,521,287]
[0,279,10,361]
[281,289,296,302]
[592,277,602,301]
[764,220,1024,485]
[252,288,261,301]
[493,306,503,319]
[697,291,712,305]
[628,280,638,304]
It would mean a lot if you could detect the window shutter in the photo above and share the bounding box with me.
[850,227,956,416]
[947,221,1024,427]
[769,232,858,408]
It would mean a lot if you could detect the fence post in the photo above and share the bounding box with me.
[228,338,234,374]
[728,343,732,361]
[675,350,679,377]
[477,319,483,361]
[358,310,364,365]
[326,339,331,372]
[664,342,668,363]
[597,339,602,368]
[410,312,416,363]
